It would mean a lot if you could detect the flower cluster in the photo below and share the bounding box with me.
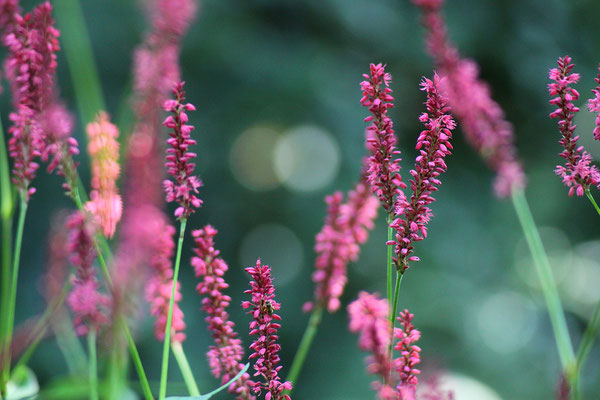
[360,63,406,215]
[191,225,255,399]
[412,0,525,197]
[4,2,60,200]
[588,66,600,141]
[394,310,422,400]
[390,75,455,272]
[39,104,80,197]
[548,56,600,196]
[85,112,122,238]
[65,212,110,335]
[306,178,378,313]
[348,292,395,400]
[243,260,292,400]
[145,216,186,343]
[163,81,203,218]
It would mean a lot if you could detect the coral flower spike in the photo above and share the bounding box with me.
[163,81,203,218]
[243,260,292,400]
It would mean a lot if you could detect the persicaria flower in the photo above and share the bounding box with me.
[306,178,378,313]
[348,292,395,400]
[163,81,203,218]
[39,103,80,197]
[389,75,455,272]
[145,214,186,343]
[394,310,422,400]
[587,65,600,141]
[192,225,255,399]
[65,211,110,335]
[412,0,525,197]
[242,260,292,400]
[85,112,122,238]
[361,63,407,215]
[548,56,600,196]
[4,1,60,200]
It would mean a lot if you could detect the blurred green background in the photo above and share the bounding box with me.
[2,0,600,399]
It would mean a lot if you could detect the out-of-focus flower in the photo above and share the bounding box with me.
[242,260,292,400]
[66,212,110,335]
[145,217,186,343]
[85,112,122,238]
[360,63,406,215]
[4,1,60,201]
[412,0,525,197]
[348,291,395,400]
[163,81,202,219]
[548,56,600,196]
[305,177,378,313]
[588,65,600,141]
[389,75,455,272]
[192,226,255,399]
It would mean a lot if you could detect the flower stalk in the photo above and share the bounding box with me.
[159,218,187,400]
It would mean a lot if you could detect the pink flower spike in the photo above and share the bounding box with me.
[412,0,525,197]
[244,260,292,400]
[394,309,422,399]
[307,177,378,313]
[587,64,600,141]
[360,63,407,215]
[65,211,110,335]
[85,112,122,238]
[390,75,455,273]
[548,56,600,196]
[145,215,186,343]
[348,292,395,400]
[192,226,255,399]
[163,81,203,218]
[4,1,61,201]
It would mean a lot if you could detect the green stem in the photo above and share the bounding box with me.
[386,217,393,320]
[388,271,404,359]
[285,305,323,391]
[511,189,575,369]
[54,0,105,127]
[171,341,200,396]
[2,196,27,393]
[159,218,187,400]
[12,281,70,372]
[73,185,153,399]
[53,311,88,375]
[124,323,154,400]
[88,330,99,400]
[585,188,600,218]
[0,116,13,377]
[574,302,600,382]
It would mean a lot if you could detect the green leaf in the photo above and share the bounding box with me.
[166,363,250,400]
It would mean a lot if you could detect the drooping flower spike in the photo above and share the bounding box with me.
[360,63,407,215]
[412,0,525,197]
[243,260,292,400]
[192,226,255,399]
[348,292,395,400]
[163,81,203,219]
[548,56,600,196]
[389,74,455,272]
[85,112,122,238]
[305,178,378,313]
